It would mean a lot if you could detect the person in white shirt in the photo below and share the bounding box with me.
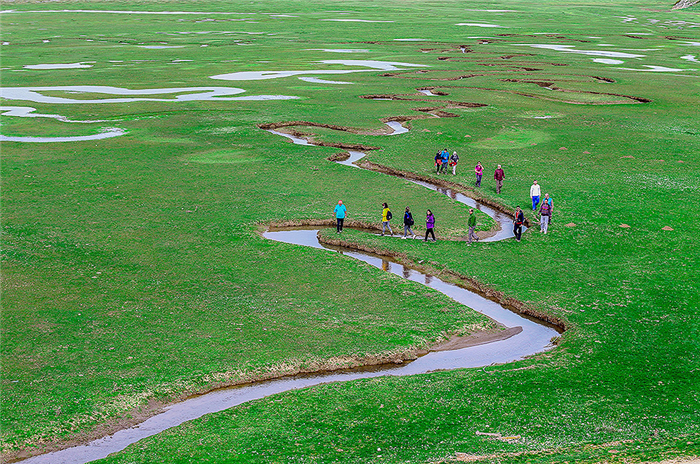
[530,180,541,211]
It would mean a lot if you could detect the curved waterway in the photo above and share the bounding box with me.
[21,122,547,464]
[266,124,520,241]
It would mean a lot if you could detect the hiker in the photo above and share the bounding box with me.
[434,152,442,174]
[425,209,436,242]
[539,199,551,234]
[513,206,524,242]
[544,193,553,223]
[530,180,541,210]
[334,200,347,233]
[403,207,416,239]
[475,161,483,187]
[467,208,479,245]
[381,202,393,236]
[440,149,450,174]
[450,151,459,175]
[494,165,505,194]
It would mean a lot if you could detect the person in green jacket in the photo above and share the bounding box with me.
[467,208,479,245]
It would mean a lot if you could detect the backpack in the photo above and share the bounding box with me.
[387,210,393,221]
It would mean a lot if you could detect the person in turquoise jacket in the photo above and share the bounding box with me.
[334,200,347,233]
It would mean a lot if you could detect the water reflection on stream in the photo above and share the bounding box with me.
[22,116,542,464]
[23,229,557,464]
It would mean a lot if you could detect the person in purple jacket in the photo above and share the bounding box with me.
[424,209,436,242]
[475,161,483,187]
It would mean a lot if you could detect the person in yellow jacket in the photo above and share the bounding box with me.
[381,202,393,236]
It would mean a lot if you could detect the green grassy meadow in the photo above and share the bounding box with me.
[1,0,699,462]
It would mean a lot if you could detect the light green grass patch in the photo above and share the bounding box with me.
[471,128,550,149]
[185,149,262,164]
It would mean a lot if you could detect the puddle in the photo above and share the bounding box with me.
[419,89,437,96]
[617,65,694,72]
[0,86,298,104]
[515,43,645,58]
[0,128,125,143]
[681,55,699,63]
[306,48,371,53]
[320,19,394,23]
[298,77,353,84]
[211,60,429,81]
[138,45,184,49]
[319,60,429,70]
[456,23,507,28]
[0,106,107,123]
[593,58,624,64]
[23,63,92,70]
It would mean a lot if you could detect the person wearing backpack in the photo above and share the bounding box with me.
[513,206,524,242]
[403,206,416,239]
[424,209,436,242]
[434,152,442,175]
[381,202,393,236]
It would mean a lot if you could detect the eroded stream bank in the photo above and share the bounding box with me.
[21,119,556,464]
[21,229,558,464]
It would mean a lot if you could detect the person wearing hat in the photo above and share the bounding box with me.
[334,200,347,233]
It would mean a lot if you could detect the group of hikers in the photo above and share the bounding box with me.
[331,152,555,242]
[333,190,553,244]
[433,148,506,194]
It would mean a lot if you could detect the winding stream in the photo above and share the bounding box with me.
[21,122,549,464]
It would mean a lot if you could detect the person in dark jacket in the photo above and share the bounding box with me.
[494,164,505,193]
[513,206,524,241]
[424,209,436,242]
[434,152,442,174]
[403,207,416,239]
[539,200,551,234]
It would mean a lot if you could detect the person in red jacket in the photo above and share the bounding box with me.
[494,164,505,193]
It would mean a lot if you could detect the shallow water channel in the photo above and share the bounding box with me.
[22,123,548,464]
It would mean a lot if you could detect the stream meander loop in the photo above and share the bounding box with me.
[20,122,556,464]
